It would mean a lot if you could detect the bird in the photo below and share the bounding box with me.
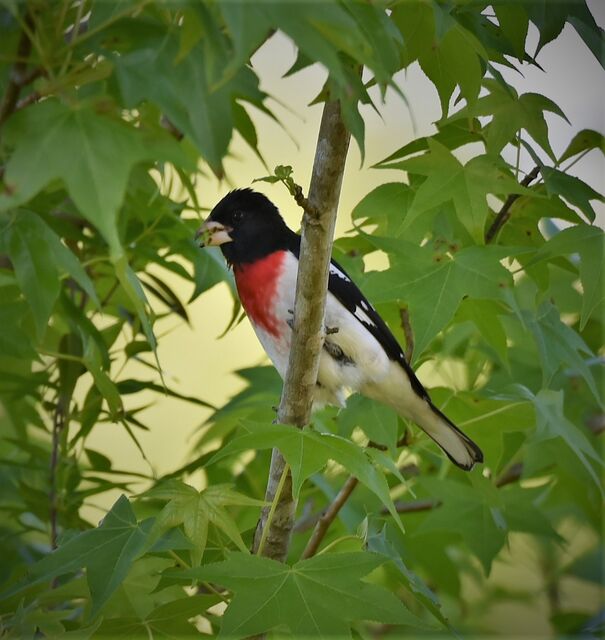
[197,188,483,470]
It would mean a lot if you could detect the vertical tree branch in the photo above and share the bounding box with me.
[49,402,66,550]
[253,100,351,560]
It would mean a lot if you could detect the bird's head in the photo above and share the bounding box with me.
[196,188,291,265]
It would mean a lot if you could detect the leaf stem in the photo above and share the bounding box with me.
[38,348,84,363]
[256,462,290,557]
[169,549,191,569]
[315,534,360,556]
[560,148,591,173]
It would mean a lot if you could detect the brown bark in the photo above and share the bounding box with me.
[252,100,351,560]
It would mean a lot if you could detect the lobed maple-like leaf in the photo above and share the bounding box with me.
[166,552,429,638]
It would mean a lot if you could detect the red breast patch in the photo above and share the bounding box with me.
[234,251,286,337]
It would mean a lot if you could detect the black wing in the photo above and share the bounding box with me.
[325,258,429,401]
[286,230,428,400]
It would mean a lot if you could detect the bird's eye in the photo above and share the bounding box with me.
[233,210,243,222]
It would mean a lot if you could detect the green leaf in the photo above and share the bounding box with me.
[542,167,603,223]
[114,35,247,174]
[0,101,179,255]
[446,80,567,159]
[526,302,600,402]
[363,242,514,357]
[393,141,533,242]
[140,272,189,323]
[493,3,529,59]
[116,379,215,409]
[559,129,605,164]
[418,476,507,574]
[0,295,36,359]
[374,119,483,168]
[0,214,59,338]
[392,3,484,116]
[142,480,263,566]
[85,448,112,472]
[0,209,98,338]
[1,496,152,618]
[209,422,403,528]
[97,594,218,638]
[113,255,157,353]
[82,337,123,420]
[351,182,413,229]
[522,0,605,66]
[168,552,427,638]
[531,225,605,328]
[531,389,603,493]
[454,298,509,365]
[338,394,399,453]
[365,523,449,628]
[523,0,567,54]
[219,3,271,76]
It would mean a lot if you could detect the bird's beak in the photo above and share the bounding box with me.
[196,220,233,247]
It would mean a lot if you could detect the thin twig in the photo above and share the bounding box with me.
[291,182,320,220]
[256,462,290,557]
[399,307,414,363]
[485,166,541,243]
[378,500,438,516]
[381,498,441,515]
[15,90,41,111]
[49,402,66,550]
[301,476,359,559]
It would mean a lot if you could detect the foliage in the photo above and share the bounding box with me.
[0,0,603,638]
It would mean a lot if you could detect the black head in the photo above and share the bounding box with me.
[196,188,293,265]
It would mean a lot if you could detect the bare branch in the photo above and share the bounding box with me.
[49,401,66,551]
[301,476,359,559]
[485,166,541,243]
[252,100,351,561]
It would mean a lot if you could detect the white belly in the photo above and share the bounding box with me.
[247,252,392,408]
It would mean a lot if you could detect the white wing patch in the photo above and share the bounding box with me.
[354,305,376,327]
[329,263,351,282]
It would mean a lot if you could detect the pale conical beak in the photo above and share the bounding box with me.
[196,220,233,247]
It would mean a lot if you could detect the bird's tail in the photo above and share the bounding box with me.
[415,402,483,471]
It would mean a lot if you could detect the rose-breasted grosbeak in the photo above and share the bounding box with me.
[197,188,483,470]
